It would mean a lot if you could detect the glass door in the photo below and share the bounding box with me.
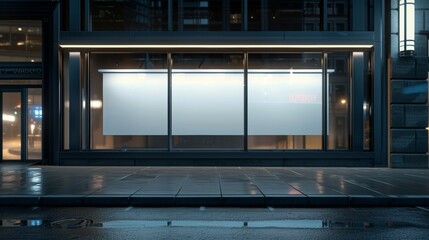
[1,89,42,161]
[2,92,22,160]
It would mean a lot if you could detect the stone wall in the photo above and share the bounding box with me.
[390,0,429,168]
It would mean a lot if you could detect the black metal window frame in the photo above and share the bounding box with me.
[62,49,369,153]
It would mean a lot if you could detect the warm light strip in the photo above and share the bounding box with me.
[60,44,373,49]
[98,69,336,73]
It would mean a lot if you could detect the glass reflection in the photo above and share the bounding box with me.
[27,89,42,160]
[327,52,350,150]
[248,53,322,150]
[171,53,244,150]
[0,20,42,62]
[90,53,168,150]
[90,0,362,32]
[3,92,21,160]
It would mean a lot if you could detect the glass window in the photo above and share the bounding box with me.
[173,0,242,31]
[363,52,372,150]
[91,0,169,31]
[2,92,21,160]
[327,52,350,150]
[0,20,42,62]
[249,0,321,31]
[90,53,168,150]
[27,88,42,160]
[327,0,350,31]
[172,53,244,149]
[248,53,323,150]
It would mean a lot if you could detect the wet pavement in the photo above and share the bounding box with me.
[1,164,429,207]
[1,207,429,239]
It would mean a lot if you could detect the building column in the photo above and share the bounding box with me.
[389,0,429,168]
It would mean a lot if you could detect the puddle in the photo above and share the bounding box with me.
[0,219,405,229]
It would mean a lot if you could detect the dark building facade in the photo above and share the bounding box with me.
[0,0,427,167]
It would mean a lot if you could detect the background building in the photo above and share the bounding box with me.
[0,0,427,168]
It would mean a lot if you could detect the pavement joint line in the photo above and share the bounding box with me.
[405,174,429,180]
[118,174,134,180]
[416,206,429,212]
[124,206,133,211]
[288,169,305,176]
[342,179,385,195]
[355,175,397,187]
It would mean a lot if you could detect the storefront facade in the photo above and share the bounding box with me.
[0,0,426,167]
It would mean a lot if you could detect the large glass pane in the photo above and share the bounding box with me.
[0,20,42,62]
[91,0,169,31]
[27,89,42,159]
[327,52,350,150]
[248,53,322,150]
[327,0,350,31]
[363,52,372,150]
[248,0,321,31]
[90,53,168,150]
[173,0,242,31]
[172,53,244,149]
[3,92,21,160]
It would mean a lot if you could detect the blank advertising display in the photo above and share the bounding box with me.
[172,70,244,135]
[100,70,168,135]
[248,70,323,135]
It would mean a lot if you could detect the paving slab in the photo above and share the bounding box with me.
[1,164,429,207]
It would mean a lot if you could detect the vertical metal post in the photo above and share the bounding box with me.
[223,0,229,31]
[69,0,81,31]
[373,0,387,166]
[69,52,81,151]
[352,52,364,151]
[168,0,173,31]
[244,52,248,150]
[322,0,328,31]
[352,0,365,31]
[178,0,183,31]
[42,3,61,165]
[82,52,90,150]
[84,0,91,31]
[243,0,248,31]
[261,0,268,30]
[0,93,2,161]
[168,53,173,151]
[322,52,328,150]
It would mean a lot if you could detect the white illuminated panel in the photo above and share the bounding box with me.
[100,70,168,135]
[172,70,244,135]
[248,70,323,135]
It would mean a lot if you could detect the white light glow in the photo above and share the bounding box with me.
[101,71,168,135]
[99,69,333,136]
[91,100,103,109]
[172,70,244,135]
[248,70,323,135]
[399,0,415,56]
[30,124,35,134]
[60,44,374,49]
[3,114,16,122]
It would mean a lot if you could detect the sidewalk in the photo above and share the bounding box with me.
[1,164,428,207]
